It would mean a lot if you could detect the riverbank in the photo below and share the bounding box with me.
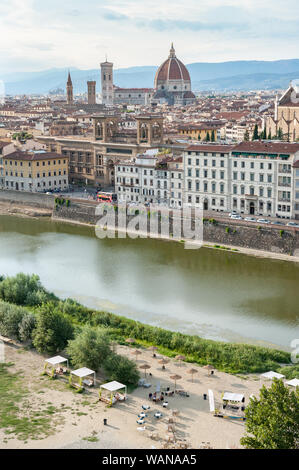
[0,340,268,449]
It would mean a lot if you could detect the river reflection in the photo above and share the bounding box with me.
[0,215,298,350]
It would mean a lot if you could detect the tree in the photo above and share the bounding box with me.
[32,302,74,354]
[67,325,111,371]
[252,124,259,140]
[198,133,201,141]
[103,352,140,386]
[277,127,283,140]
[261,126,267,140]
[19,312,36,342]
[241,379,299,449]
[205,132,210,142]
[0,300,27,340]
[211,130,215,142]
[0,273,55,306]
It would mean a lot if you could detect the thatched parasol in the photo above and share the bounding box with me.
[125,338,135,344]
[131,349,142,361]
[175,354,186,366]
[158,358,169,370]
[170,374,182,391]
[140,363,151,377]
[148,346,158,357]
[186,368,198,383]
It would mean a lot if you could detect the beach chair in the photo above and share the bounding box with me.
[137,426,146,431]
[138,378,146,387]
[143,383,152,388]
[156,381,161,393]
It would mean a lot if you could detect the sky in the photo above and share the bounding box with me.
[1,0,299,74]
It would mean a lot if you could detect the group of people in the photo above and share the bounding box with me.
[149,391,164,402]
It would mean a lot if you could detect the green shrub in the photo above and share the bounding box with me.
[103,352,140,386]
[67,325,111,371]
[225,227,230,233]
[0,273,55,306]
[18,312,36,342]
[0,301,27,340]
[32,302,74,354]
[280,230,284,237]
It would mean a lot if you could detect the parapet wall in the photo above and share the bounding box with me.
[0,190,55,209]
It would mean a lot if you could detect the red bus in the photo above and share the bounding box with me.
[97,192,117,203]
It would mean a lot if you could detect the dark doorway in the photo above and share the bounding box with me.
[204,199,208,210]
[249,202,255,215]
[15,183,19,190]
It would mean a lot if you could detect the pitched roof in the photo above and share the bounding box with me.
[4,151,68,161]
[233,141,299,154]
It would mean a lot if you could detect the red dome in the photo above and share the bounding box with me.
[154,45,190,86]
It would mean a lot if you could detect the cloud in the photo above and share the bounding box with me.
[1,0,299,74]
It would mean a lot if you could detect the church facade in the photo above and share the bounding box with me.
[267,80,299,142]
[99,44,196,107]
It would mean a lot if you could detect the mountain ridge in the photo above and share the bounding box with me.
[2,59,299,95]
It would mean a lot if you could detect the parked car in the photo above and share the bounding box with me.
[230,214,243,220]
[271,220,285,226]
[244,217,256,222]
[257,218,271,224]
[287,222,299,227]
[229,211,239,217]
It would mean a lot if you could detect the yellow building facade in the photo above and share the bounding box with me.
[4,151,69,192]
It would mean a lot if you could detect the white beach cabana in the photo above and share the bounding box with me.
[222,392,244,403]
[99,380,127,405]
[285,378,299,387]
[44,355,69,377]
[70,367,96,389]
[260,371,285,380]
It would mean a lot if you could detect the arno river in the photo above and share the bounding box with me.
[0,214,298,350]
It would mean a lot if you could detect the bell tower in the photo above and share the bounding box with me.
[100,59,114,105]
[66,71,73,105]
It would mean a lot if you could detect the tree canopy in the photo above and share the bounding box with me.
[241,379,299,449]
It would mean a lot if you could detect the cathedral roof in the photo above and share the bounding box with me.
[154,44,191,86]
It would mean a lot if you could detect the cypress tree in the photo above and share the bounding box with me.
[252,124,259,140]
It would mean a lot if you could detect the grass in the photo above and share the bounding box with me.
[0,363,63,441]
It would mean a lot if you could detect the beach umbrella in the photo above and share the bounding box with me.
[170,374,182,391]
[186,368,198,383]
[131,349,142,361]
[140,363,151,377]
[158,358,169,370]
[175,354,186,366]
[125,338,135,344]
[148,346,158,357]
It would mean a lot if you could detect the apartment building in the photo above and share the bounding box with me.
[184,144,234,212]
[3,150,69,192]
[292,160,299,220]
[184,142,299,219]
[115,155,183,207]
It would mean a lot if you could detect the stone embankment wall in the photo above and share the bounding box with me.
[53,199,299,255]
[1,190,299,256]
[0,189,55,209]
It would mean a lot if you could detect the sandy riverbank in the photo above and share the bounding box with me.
[0,341,267,450]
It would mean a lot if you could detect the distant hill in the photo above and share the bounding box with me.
[2,59,299,95]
